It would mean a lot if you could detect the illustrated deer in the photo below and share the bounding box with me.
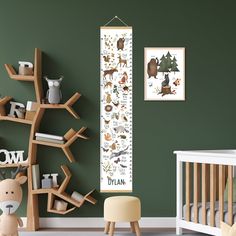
[0,165,27,236]
[103,68,118,79]
[117,56,127,67]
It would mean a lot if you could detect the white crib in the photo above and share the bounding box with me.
[174,150,236,236]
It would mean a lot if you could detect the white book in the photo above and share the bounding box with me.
[35,132,64,141]
[32,164,40,190]
[36,136,65,144]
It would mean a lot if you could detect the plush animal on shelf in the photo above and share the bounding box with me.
[44,76,63,104]
[0,166,27,236]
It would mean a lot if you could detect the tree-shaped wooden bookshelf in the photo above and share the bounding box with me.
[0,48,97,231]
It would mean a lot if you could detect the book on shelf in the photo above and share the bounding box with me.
[36,136,65,144]
[35,132,64,141]
[32,164,40,190]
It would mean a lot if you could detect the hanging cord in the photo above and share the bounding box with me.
[104,16,129,27]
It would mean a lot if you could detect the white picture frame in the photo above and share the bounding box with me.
[144,47,185,101]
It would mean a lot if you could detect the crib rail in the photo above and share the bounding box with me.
[184,162,233,227]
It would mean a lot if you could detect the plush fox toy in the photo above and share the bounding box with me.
[0,166,27,236]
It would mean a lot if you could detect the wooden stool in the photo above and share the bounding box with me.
[104,196,141,236]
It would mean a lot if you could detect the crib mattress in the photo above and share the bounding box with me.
[183,201,236,227]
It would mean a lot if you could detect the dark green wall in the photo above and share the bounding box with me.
[0,0,235,217]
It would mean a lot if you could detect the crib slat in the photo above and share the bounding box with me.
[228,165,233,226]
[185,162,191,222]
[219,165,225,224]
[194,163,200,223]
[210,164,216,227]
[202,163,207,225]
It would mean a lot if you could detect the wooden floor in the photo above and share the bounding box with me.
[19,228,208,236]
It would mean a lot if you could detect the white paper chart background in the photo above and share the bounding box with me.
[100,27,132,192]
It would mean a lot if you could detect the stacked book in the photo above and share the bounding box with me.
[35,132,65,144]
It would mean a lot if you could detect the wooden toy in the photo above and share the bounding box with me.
[8,102,25,119]
[0,166,27,236]
[53,200,68,211]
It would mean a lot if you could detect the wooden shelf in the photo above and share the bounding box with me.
[4,64,35,81]
[32,140,63,148]
[32,166,97,213]
[47,207,76,215]
[32,127,89,163]
[5,48,43,103]
[40,92,81,119]
[0,115,33,125]
[1,48,96,231]
[0,163,28,168]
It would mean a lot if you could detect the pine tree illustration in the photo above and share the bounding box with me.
[158,54,169,75]
[165,51,172,70]
[170,56,180,74]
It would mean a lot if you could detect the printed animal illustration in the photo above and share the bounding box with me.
[104,133,112,141]
[117,38,125,50]
[121,114,128,122]
[106,93,112,103]
[114,158,120,164]
[117,56,127,67]
[147,58,158,78]
[103,118,110,124]
[123,86,129,93]
[105,81,113,89]
[119,135,126,139]
[0,166,27,236]
[103,55,110,63]
[114,126,129,133]
[113,85,118,96]
[105,105,113,112]
[102,147,109,152]
[119,72,128,84]
[120,164,127,168]
[173,78,181,86]
[162,74,170,87]
[110,147,129,159]
[112,101,119,107]
[44,76,63,104]
[112,113,119,120]
[103,68,118,79]
[110,142,117,150]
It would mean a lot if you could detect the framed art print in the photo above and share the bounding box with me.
[144,47,185,101]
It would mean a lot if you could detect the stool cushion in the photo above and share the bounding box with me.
[104,196,141,222]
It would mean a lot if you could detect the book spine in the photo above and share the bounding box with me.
[35,132,64,141]
[32,164,40,190]
[36,136,65,144]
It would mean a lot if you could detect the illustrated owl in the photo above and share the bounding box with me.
[44,76,63,104]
